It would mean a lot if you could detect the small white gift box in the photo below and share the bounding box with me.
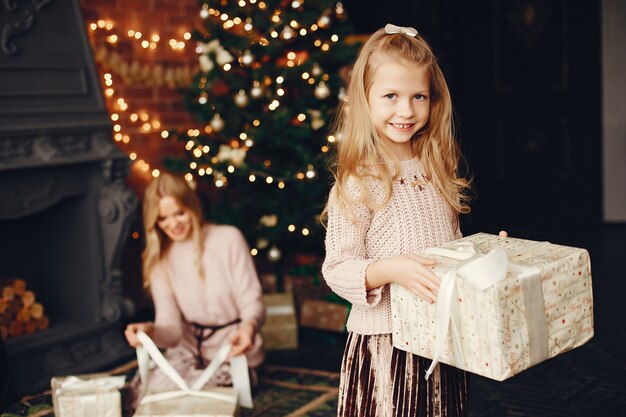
[391,233,594,381]
[132,331,253,417]
[51,373,125,417]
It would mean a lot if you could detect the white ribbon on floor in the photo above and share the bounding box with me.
[135,330,253,408]
[422,241,549,380]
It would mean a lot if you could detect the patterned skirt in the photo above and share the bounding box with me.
[338,333,468,417]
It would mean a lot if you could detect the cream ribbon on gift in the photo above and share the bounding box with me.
[135,330,253,408]
[422,241,549,380]
[57,375,126,417]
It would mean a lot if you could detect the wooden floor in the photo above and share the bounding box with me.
[266,224,626,416]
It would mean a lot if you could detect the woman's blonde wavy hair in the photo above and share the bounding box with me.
[142,172,205,288]
[329,27,471,217]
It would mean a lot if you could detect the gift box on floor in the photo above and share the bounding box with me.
[391,233,594,381]
[134,386,239,417]
[299,299,349,332]
[261,293,298,350]
[51,373,125,417]
[133,331,252,417]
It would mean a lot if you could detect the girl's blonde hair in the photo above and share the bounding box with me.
[330,27,471,216]
[142,172,205,288]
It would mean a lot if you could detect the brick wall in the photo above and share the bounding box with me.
[80,0,205,312]
[80,0,202,193]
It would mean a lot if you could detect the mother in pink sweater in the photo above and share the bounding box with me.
[124,172,264,388]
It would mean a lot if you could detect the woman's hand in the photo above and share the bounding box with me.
[499,231,508,237]
[230,321,256,357]
[366,254,440,303]
[124,322,154,348]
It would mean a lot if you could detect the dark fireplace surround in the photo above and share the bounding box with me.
[0,0,137,395]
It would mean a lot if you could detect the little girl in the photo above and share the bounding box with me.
[322,24,472,416]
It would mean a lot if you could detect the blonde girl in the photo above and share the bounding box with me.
[322,25,471,416]
[124,172,264,395]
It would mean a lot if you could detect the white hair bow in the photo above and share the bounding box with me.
[384,23,418,37]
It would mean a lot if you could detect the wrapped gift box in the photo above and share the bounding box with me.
[133,386,239,417]
[391,233,594,381]
[51,373,125,417]
[132,331,251,417]
[261,293,298,350]
[299,299,349,332]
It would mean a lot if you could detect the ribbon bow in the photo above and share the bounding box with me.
[384,23,418,37]
[420,241,549,380]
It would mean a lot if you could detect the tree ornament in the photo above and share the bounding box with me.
[216,144,247,166]
[338,87,346,102]
[307,109,325,130]
[234,89,249,107]
[268,245,282,262]
[281,26,295,40]
[250,81,263,99]
[197,40,234,73]
[335,2,345,16]
[244,18,254,32]
[311,62,322,76]
[210,114,225,132]
[259,214,278,227]
[318,13,331,29]
[241,50,254,66]
[314,81,330,99]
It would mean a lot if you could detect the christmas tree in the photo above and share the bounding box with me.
[167,0,359,265]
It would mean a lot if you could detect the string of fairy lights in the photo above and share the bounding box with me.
[182,0,344,189]
[88,18,196,180]
[87,1,347,253]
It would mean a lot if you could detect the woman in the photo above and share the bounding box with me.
[124,172,264,391]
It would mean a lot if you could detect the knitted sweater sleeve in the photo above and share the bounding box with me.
[150,265,183,348]
[322,183,383,307]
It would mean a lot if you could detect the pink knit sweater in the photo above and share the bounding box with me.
[150,224,265,367]
[322,158,462,335]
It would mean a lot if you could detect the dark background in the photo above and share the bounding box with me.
[344,0,603,231]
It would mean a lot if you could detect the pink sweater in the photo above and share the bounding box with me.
[150,224,265,367]
[322,158,461,335]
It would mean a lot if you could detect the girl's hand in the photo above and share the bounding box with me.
[367,254,440,303]
[230,321,256,357]
[124,322,154,348]
[499,231,508,237]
